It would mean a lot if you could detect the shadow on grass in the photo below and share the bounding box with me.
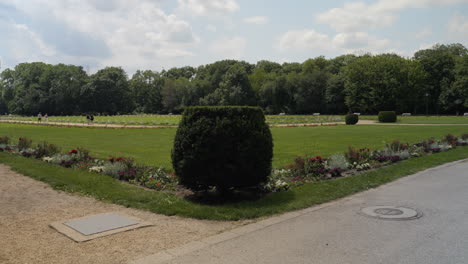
[185,187,295,206]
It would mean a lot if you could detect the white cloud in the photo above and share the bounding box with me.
[447,14,468,43]
[206,24,217,32]
[2,0,199,72]
[415,27,432,39]
[277,29,394,55]
[277,29,332,51]
[10,23,57,58]
[177,0,239,16]
[316,0,468,31]
[156,48,195,58]
[243,16,268,25]
[333,32,392,53]
[210,36,246,59]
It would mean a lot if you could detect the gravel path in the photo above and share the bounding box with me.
[1,119,467,129]
[0,164,243,264]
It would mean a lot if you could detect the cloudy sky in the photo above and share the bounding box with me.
[0,0,467,74]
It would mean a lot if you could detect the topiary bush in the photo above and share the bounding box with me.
[172,106,273,192]
[378,111,397,123]
[345,114,359,125]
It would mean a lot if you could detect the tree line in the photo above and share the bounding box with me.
[0,43,467,116]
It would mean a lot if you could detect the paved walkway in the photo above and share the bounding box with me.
[131,159,468,264]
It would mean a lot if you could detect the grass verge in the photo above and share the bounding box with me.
[1,146,467,221]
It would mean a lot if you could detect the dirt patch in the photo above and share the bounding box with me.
[0,165,243,264]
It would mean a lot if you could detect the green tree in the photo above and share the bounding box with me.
[130,70,163,113]
[82,67,133,114]
[258,76,291,114]
[162,66,196,80]
[0,68,15,113]
[48,64,88,115]
[9,62,53,115]
[161,78,192,113]
[413,43,466,114]
[439,55,468,114]
[200,64,256,106]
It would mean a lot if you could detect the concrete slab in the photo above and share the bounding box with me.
[50,212,153,242]
[64,212,139,235]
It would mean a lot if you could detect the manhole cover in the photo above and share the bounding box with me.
[361,206,422,220]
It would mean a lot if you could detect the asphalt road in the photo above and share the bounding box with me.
[148,159,468,264]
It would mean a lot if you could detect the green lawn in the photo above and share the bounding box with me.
[0,123,466,168]
[360,115,468,124]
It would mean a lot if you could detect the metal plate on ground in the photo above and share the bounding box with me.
[50,212,153,242]
[64,213,139,235]
[360,206,422,221]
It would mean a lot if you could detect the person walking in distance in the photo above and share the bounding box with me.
[44,113,48,122]
[37,112,42,122]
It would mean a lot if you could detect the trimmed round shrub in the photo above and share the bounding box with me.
[378,111,397,123]
[345,114,359,125]
[172,106,273,191]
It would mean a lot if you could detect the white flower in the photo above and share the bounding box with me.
[42,156,53,162]
[89,166,105,173]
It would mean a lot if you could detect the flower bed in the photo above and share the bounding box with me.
[261,133,468,192]
[0,133,467,196]
[0,138,177,191]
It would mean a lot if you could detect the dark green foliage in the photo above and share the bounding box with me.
[34,141,60,158]
[172,106,273,191]
[378,111,397,123]
[0,136,10,144]
[18,137,32,150]
[345,114,359,125]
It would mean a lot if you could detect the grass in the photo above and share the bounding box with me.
[360,115,468,124]
[0,123,466,168]
[1,146,467,220]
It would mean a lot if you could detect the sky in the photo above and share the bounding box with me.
[0,0,467,74]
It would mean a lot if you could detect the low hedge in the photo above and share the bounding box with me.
[345,114,359,125]
[378,111,397,123]
[171,106,273,191]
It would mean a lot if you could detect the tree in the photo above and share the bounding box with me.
[130,70,163,113]
[200,64,256,106]
[0,68,15,113]
[325,73,347,114]
[48,64,88,115]
[82,67,133,114]
[413,43,466,114]
[162,66,196,80]
[161,78,194,113]
[258,76,291,114]
[439,55,468,114]
[343,54,424,113]
[8,62,53,115]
